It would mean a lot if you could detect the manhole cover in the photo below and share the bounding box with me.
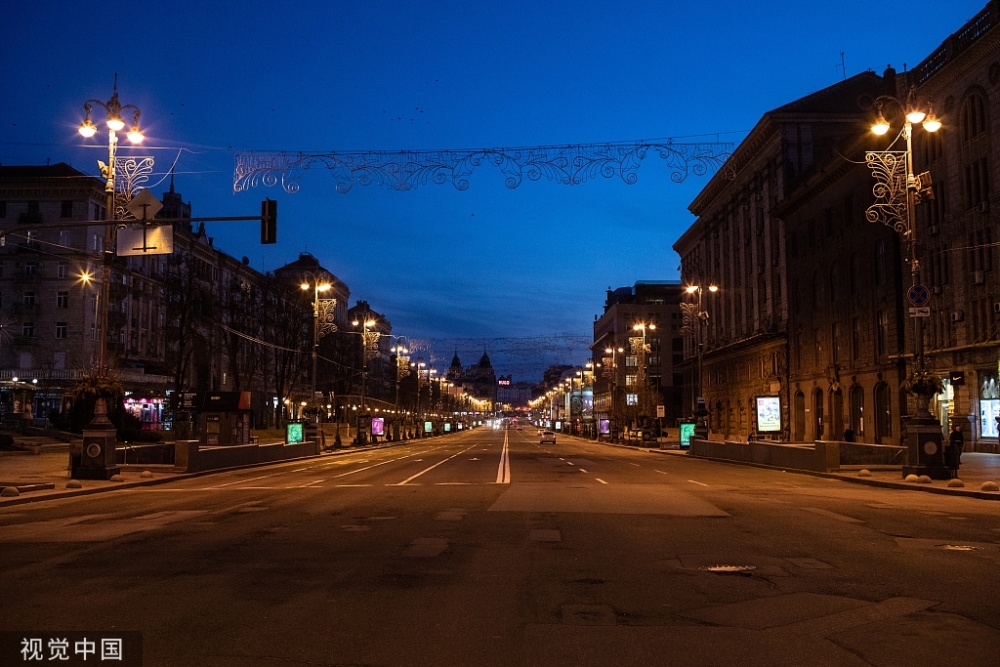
[699,564,757,574]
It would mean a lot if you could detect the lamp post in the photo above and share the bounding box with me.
[78,78,144,381]
[391,339,410,439]
[73,79,144,480]
[352,314,377,442]
[865,85,946,478]
[603,344,624,440]
[300,277,332,405]
[868,87,940,379]
[684,283,718,435]
[631,323,656,443]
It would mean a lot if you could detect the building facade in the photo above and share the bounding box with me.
[674,1,1000,450]
[591,281,686,437]
[0,164,342,430]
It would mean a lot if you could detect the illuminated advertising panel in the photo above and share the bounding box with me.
[755,396,781,432]
[444,423,452,432]
[599,419,610,435]
[424,421,433,433]
[981,399,1000,438]
[680,422,696,448]
[371,417,385,436]
[286,422,304,444]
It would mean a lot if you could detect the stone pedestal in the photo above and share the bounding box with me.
[72,397,120,480]
[901,415,949,480]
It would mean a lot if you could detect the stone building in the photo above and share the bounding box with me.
[591,280,687,436]
[674,1,1000,450]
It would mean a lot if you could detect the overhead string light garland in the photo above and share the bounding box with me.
[233,138,734,194]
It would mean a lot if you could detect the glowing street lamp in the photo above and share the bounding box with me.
[865,85,947,478]
[78,77,144,380]
[867,86,941,381]
[684,283,719,432]
[300,277,332,404]
[73,78,146,480]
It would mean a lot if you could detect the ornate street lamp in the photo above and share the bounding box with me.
[351,315,378,416]
[866,86,940,379]
[300,276,333,405]
[73,78,146,480]
[603,344,624,440]
[78,77,145,380]
[682,283,719,435]
[865,85,947,478]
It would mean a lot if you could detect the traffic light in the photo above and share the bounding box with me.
[261,198,277,244]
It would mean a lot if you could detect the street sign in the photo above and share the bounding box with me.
[117,224,174,255]
[909,306,931,318]
[907,284,930,307]
[126,188,163,220]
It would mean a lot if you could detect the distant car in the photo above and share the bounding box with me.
[539,430,556,444]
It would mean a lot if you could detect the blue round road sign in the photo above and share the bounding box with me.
[907,285,930,306]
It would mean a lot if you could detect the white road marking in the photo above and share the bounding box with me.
[396,445,476,486]
[595,478,608,485]
[496,431,511,484]
[687,479,710,487]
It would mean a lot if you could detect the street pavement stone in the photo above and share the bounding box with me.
[1,436,999,505]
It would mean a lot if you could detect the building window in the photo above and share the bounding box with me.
[876,310,887,359]
[56,291,69,308]
[851,318,861,361]
[57,261,69,279]
[22,291,35,306]
[874,241,887,286]
[22,322,35,337]
[24,261,37,275]
[0,201,6,218]
[55,322,67,339]
[61,200,73,218]
[831,321,842,365]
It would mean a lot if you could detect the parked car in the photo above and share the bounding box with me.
[539,430,556,444]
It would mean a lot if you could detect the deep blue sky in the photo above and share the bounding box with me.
[1,0,987,380]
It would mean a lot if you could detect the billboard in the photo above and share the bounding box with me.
[755,396,782,432]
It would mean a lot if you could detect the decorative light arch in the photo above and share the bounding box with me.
[233,138,733,195]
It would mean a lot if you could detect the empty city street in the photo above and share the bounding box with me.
[2,430,999,666]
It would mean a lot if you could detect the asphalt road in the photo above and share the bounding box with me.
[1,427,999,666]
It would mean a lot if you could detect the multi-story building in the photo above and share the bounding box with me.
[495,374,532,410]
[445,351,496,411]
[0,163,172,424]
[272,252,351,410]
[0,163,338,430]
[346,300,393,409]
[674,1,1000,450]
[591,280,686,436]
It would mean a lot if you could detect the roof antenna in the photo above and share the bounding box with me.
[837,51,847,81]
